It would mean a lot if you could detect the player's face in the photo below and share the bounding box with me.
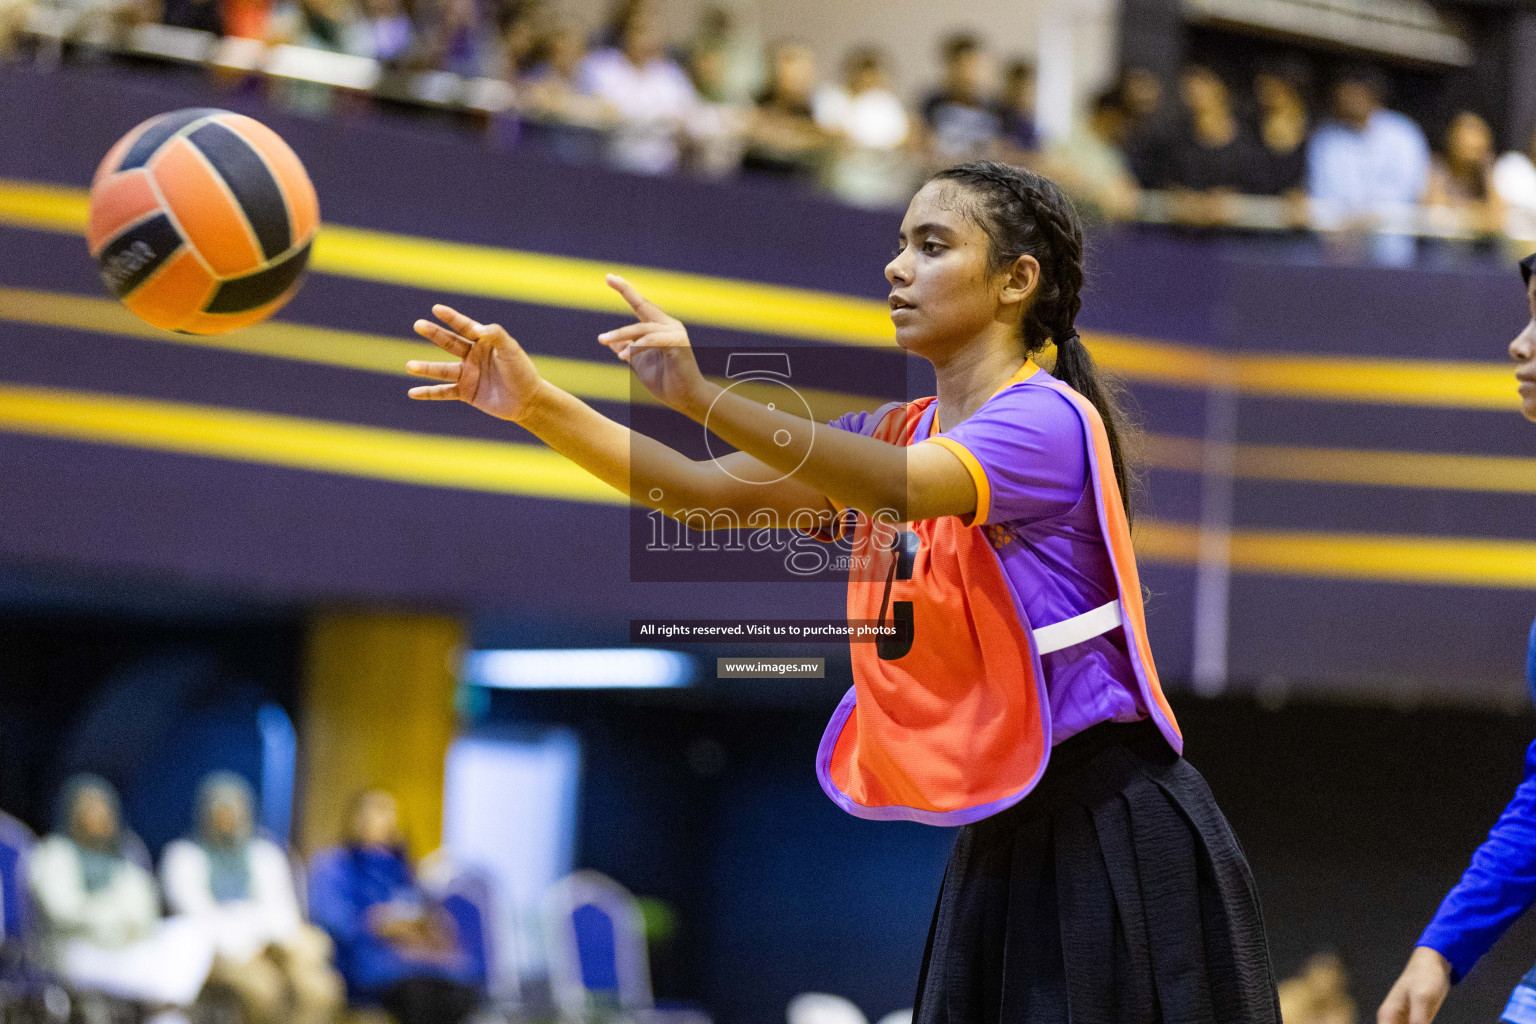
[1512,274,1536,423]
[885,182,1004,357]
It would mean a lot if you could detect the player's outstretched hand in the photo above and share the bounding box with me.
[406,305,543,423]
[1377,946,1451,1024]
[599,274,707,414]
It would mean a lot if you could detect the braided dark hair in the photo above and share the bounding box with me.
[928,160,1140,522]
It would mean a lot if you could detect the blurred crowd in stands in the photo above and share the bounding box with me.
[5,0,1536,251]
[2,777,486,1024]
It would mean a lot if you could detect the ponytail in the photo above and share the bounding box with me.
[1050,329,1138,524]
[929,160,1139,523]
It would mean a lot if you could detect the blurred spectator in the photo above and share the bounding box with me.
[28,774,215,1023]
[1306,64,1429,261]
[1277,951,1358,1024]
[161,772,344,1024]
[813,45,913,206]
[1171,65,1262,190]
[681,37,748,177]
[516,23,620,163]
[997,58,1037,157]
[353,0,412,66]
[490,11,537,80]
[1425,111,1504,236]
[577,5,700,174]
[521,23,615,123]
[921,32,1002,163]
[308,788,480,1024]
[1117,65,1178,189]
[267,0,363,53]
[265,0,367,116]
[1494,126,1536,240]
[158,0,222,36]
[741,38,828,181]
[1167,64,1264,225]
[0,0,31,57]
[684,3,761,107]
[1040,87,1139,223]
[219,0,269,40]
[408,0,489,79]
[35,0,153,49]
[1250,57,1311,198]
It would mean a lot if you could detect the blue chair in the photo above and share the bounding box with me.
[542,870,652,1020]
[434,867,494,991]
[0,811,66,1022]
[0,810,34,950]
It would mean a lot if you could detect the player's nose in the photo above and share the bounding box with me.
[1511,323,1535,362]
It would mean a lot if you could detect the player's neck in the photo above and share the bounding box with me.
[929,335,1030,434]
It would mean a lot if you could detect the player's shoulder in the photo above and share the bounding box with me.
[985,373,1086,427]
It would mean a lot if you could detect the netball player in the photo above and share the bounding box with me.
[1376,252,1536,1024]
[404,160,1280,1023]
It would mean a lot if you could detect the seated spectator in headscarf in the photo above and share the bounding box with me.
[577,6,700,174]
[308,788,480,1024]
[813,45,912,206]
[997,58,1038,158]
[920,32,1002,164]
[741,38,829,181]
[161,772,343,1024]
[1426,111,1504,237]
[28,775,215,1024]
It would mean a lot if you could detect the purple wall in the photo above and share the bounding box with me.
[0,66,1530,701]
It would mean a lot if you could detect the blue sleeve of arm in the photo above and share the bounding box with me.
[1418,736,1536,982]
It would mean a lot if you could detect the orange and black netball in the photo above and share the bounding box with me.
[86,108,319,335]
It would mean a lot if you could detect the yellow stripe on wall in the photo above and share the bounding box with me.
[2,284,1529,496]
[1141,433,1536,495]
[0,178,1519,410]
[0,382,1531,589]
[0,286,893,419]
[0,382,629,504]
[0,285,636,399]
[1135,520,1536,589]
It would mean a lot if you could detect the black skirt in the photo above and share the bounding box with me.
[913,719,1280,1024]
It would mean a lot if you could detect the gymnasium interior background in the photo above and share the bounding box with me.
[2,0,1536,1021]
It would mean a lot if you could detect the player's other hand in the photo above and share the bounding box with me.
[599,274,707,415]
[406,305,544,423]
[1377,946,1452,1024]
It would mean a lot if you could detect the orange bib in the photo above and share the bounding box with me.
[815,375,1182,824]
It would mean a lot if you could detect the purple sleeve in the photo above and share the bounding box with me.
[923,385,1087,527]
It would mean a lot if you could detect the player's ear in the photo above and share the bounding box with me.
[999,253,1040,308]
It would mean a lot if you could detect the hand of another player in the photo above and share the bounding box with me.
[598,274,708,415]
[1377,946,1451,1024]
[406,305,544,422]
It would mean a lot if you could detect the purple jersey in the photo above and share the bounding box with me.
[810,367,1148,743]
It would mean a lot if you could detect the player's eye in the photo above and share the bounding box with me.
[922,241,945,256]
[889,241,905,259]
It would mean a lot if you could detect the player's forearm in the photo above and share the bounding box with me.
[519,380,720,514]
[680,381,907,517]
